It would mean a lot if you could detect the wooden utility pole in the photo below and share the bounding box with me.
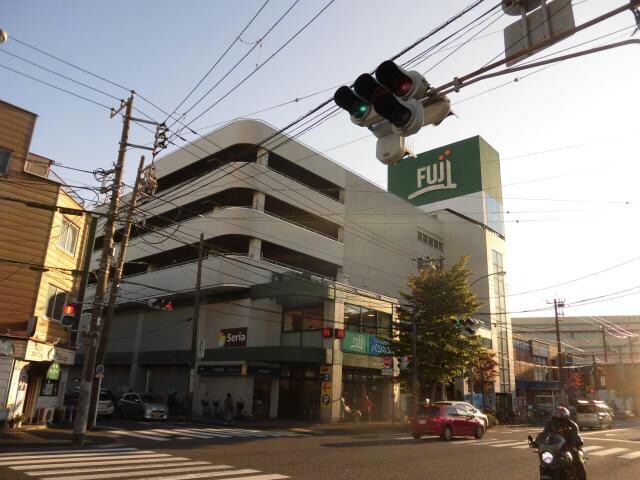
[87,155,147,428]
[553,299,566,405]
[601,325,609,363]
[73,94,134,446]
[187,233,205,419]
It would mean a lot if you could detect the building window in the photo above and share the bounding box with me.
[57,218,79,255]
[46,285,68,322]
[417,230,443,252]
[533,356,548,381]
[282,304,324,332]
[40,378,59,396]
[343,304,392,339]
[0,147,11,175]
[344,304,362,332]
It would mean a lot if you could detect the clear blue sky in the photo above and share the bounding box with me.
[2,0,640,318]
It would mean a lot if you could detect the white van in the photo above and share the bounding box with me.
[576,401,613,430]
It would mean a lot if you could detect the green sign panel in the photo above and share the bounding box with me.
[388,136,483,206]
[46,362,61,381]
[343,331,369,355]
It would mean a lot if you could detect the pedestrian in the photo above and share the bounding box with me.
[360,394,373,423]
[224,392,234,424]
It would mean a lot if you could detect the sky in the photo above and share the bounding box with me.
[2,0,640,319]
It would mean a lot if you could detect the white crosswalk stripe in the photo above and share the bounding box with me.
[108,425,304,442]
[0,447,290,480]
[475,440,640,460]
[589,447,629,456]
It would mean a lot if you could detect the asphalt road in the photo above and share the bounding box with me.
[1,421,639,480]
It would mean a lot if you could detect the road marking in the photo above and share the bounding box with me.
[148,428,214,439]
[0,448,136,457]
[589,447,630,456]
[229,476,289,480]
[136,469,260,480]
[583,445,605,452]
[1,452,169,466]
[109,429,170,441]
[490,441,526,447]
[0,450,157,462]
[393,436,415,440]
[475,439,522,446]
[172,428,232,438]
[512,444,532,449]
[31,460,203,476]
[56,464,234,480]
[618,450,640,460]
[12,456,176,471]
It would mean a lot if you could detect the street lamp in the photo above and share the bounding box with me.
[469,270,506,287]
[0,29,8,45]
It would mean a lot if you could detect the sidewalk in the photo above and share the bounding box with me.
[0,425,117,450]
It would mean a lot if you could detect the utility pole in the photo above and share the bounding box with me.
[87,155,147,429]
[73,94,134,446]
[601,325,609,363]
[552,298,566,405]
[591,353,598,399]
[410,256,424,416]
[187,233,205,420]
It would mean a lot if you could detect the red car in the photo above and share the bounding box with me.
[410,402,485,441]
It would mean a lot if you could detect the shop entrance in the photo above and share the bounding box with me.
[278,365,319,421]
[252,378,271,419]
[342,368,387,421]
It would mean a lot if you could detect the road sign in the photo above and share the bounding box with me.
[503,0,575,67]
[381,368,394,377]
[197,339,206,359]
[95,364,105,379]
[322,394,331,406]
[382,356,393,368]
[322,382,332,394]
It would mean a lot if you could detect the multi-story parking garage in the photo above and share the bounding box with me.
[78,119,515,422]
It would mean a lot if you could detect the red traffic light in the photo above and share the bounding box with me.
[62,304,76,315]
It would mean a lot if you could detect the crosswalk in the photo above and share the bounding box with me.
[456,438,640,461]
[108,425,304,442]
[0,447,290,480]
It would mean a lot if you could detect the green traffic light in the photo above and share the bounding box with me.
[353,103,368,119]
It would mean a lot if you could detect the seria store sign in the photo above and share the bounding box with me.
[218,327,247,347]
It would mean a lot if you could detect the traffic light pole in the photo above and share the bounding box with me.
[87,155,146,429]
[72,94,133,447]
[187,233,204,420]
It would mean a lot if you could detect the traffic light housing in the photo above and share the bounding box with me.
[334,60,452,165]
[61,303,77,328]
[147,298,174,311]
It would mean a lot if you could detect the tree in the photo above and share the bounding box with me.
[394,256,483,401]
[468,348,499,396]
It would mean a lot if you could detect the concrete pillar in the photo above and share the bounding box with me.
[249,238,262,260]
[128,308,144,390]
[320,297,344,423]
[252,191,266,212]
[270,378,279,419]
[337,226,344,242]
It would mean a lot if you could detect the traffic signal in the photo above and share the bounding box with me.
[61,303,77,328]
[147,298,174,311]
[462,318,478,335]
[334,60,451,165]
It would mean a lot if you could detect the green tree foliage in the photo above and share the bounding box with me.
[394,256,483,399]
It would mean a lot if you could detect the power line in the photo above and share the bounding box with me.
[163,0,272,125]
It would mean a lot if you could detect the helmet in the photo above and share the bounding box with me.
[554,406,570,419]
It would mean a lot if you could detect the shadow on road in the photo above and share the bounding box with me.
[321,437,443,448]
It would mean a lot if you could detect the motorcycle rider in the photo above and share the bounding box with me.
[542,406,587,480]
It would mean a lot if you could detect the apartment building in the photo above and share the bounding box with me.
[0,100,91,426]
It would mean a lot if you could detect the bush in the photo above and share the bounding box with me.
[486,413,499,428]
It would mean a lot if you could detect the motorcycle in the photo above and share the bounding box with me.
[528,432,587,480]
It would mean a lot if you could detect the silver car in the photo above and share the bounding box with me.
[118,393,168,420]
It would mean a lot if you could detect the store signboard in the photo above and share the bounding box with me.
[343,332,369,355]
[369,337,391,356]
[219,327,247,348]
[46,362,61,381]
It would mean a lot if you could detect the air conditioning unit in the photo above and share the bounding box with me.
[34,407,55,424]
